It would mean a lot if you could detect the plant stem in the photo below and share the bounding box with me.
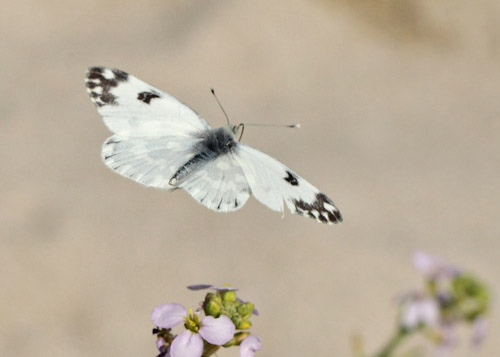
[202,343,220,357]
[373,329,408,357]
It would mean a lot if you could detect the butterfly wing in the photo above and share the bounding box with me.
[86,66,210,136]
[233,144,342,224]
[86,67,209,189]
[101,135,202,189]
[174,152,251,212]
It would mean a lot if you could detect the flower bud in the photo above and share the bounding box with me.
[238,302,254,318]
[222,290,237,302]
[204,293,222,317]
[452,275,489,321]
[232,332,251,346]
[233,315,252,330]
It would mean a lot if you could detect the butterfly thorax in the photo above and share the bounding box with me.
[199,126,237,154]
[169,127,237,186]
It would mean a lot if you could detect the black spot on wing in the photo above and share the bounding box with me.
[284,171,299,186]
[112,68,129,81]
[85,67,129,107]
[293,193,342,224]
[138,91,161,104]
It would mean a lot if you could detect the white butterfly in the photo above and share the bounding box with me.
[85,67,342,224]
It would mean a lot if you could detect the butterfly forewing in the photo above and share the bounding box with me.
[86,67,210,137]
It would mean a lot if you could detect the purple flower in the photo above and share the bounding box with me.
[400,292,440,330]
[151,303,236,357]
[471,317,488,346]
[435,322,457,357]
[412,251,460,280]
[155,337,170,357]
[239,335,262,357]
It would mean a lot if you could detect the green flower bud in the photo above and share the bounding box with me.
[238,319,252,330]
[225,332,251,347]
[223,336,237,348]
[233,315,252,330]
[204,293,222,317]
[452,275,489,321]
[222,290,237,302]
[238,302,254,318]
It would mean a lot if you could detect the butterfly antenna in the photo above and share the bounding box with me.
[243,123,301,128]
[210,88,230,126]
[236,123,299,142]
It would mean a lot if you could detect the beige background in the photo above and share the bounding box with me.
[2,1,499,356]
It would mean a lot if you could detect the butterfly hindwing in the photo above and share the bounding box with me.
[234,144,342,224]
[174,152,251,212]
[102,135,202,189]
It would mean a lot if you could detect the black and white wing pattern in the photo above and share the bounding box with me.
[86,67,209,136]
[85,66,342,224]
[86,66,208,190]
[234,144,342,224]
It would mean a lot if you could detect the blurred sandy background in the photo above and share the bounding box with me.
[2,0,500,356]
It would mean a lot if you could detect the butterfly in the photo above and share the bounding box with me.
[85,67,342,224]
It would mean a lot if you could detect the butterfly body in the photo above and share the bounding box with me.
[170,126,238,186]
[86,67,342,224]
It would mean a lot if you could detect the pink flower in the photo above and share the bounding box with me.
[239,335,262,357]
[412,251,460,280]
[471,317,488,346]
[400,292,440,330]
[151,303,235,357]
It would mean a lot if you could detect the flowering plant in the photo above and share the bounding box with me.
[151,285,261,357]
[364,251,490,357]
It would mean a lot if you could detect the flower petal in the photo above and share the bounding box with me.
[412,251,460,279]
[472,317,488,346]
[400,294,439,329]
[413,251,440,276]
[156,337,165,351]
[239,335,262,357]
[199,315,235,345]
[187,284,238,292]
[436,323,457,357]
[187,284,214,291]
[151,303,187,329]
[170,330,203,357]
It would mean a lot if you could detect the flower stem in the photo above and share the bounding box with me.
[202,343,220,357]
[372,328,408,357]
